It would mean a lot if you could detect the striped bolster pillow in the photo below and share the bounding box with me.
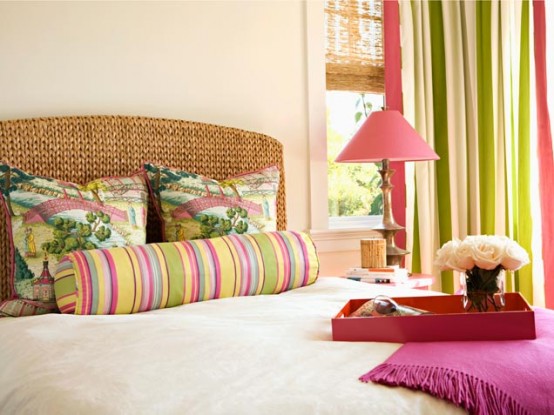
[54,231,319,315]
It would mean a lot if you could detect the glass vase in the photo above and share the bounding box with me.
[460,267,505,312]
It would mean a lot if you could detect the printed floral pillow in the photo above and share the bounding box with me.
[145,163,279,242]
[0,164,149,317]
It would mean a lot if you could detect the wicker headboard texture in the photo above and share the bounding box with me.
[0,115,286,301]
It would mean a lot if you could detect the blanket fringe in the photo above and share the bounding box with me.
[360,363,529,415]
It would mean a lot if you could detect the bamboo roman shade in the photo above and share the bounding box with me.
[325,0,384,93]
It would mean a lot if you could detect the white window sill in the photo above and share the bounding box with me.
[328,215,383,229]
[309,225,383,253]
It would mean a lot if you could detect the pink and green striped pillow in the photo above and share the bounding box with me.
[54,231,319,315]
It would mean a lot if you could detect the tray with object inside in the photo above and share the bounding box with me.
[332,293,535,342]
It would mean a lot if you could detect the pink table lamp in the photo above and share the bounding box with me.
[335,110,439,265]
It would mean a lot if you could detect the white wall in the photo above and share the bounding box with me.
[0,0,368,276]
[0,0,310,232]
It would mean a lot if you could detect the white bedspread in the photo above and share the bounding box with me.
[0,277,464,415]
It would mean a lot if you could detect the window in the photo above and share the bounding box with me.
[326,91,384,229]
[325,0,384,229]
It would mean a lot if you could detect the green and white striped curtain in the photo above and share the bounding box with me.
[400,0,545,305]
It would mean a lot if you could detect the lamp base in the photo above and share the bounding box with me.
[373,159,410,266]
[386,244,410,267]
[373,225,410,267]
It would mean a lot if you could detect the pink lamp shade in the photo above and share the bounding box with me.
[335,110,439,163]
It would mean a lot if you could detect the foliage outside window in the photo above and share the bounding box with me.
[327,91,384,221]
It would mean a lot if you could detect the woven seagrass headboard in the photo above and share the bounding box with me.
[0,115,286,301]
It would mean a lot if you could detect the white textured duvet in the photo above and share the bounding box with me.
[0,278,464,415]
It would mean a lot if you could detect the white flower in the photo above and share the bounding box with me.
[434,239,463,271]
[501,240,530,271]
[434,234,529,273]
[468,235,505,270]
[454,239,475,270]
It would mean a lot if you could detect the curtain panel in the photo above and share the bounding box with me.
[532,0,554,308]
[400,0,551,306]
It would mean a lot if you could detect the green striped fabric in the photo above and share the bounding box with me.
[476,0,496,236]
[400,0,536,302]
[515,0,533,298]
[429,0,453,293]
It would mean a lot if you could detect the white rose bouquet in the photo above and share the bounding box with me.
[435,235,530,312]
[435,235,530,272]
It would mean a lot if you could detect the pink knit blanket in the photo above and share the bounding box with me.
[360,307,554,415]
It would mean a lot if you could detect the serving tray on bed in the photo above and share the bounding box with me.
[332,293,536,342]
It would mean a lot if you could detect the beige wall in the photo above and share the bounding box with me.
[0,0,365,276]
[0,0,310,231]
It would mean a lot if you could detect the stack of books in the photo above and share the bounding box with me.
[345,266,409,284]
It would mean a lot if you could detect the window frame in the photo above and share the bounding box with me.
[305,1,383,252]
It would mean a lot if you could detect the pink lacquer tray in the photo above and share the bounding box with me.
[332,293,535,342]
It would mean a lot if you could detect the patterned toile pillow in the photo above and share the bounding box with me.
[0,164,149,317]
[145,163,279,242]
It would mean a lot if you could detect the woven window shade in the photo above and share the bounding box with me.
[325,0,384,93]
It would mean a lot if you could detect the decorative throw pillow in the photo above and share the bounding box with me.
[145,163,279,241]
[0,298,57,318]
[0,164,149,317]
[54,231,319,315]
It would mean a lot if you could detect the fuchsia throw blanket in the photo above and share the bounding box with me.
[361,308,554,415]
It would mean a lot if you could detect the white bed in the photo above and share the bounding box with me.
[0,277,463,414]
[0,116,463,414]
